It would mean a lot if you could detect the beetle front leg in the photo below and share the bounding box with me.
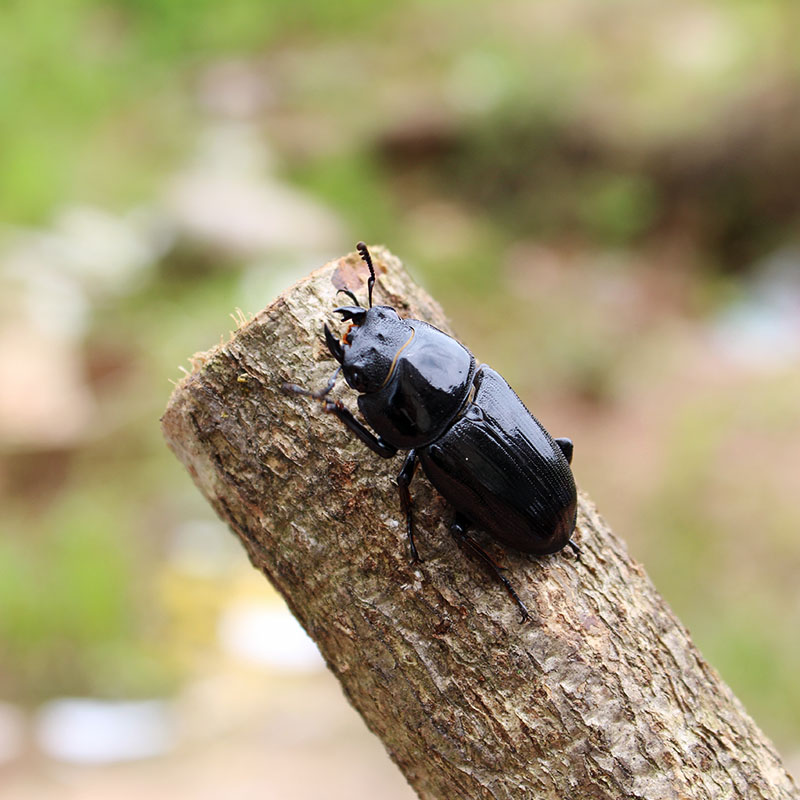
[282,377,398,458]
[397,449,420,564]
[319,399,398,458]
[449,514,530,623]
[283,366,341,401]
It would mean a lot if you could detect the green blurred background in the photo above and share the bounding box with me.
[1,0,799,796]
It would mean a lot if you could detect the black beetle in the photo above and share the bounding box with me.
[283,243,578,621]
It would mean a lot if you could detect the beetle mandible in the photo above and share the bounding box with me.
[283,243,579,621]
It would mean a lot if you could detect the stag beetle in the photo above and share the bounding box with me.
[283,243,578,621]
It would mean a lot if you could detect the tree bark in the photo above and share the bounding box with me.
[161,246,799,800]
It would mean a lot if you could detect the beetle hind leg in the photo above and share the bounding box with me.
[567,539,581,559]
[449,514,530,623]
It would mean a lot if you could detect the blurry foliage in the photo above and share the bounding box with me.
[638,373,800,744]
[289,153,401,247]
[377,92,800,268]
[0,488,178,700]
[0,0,396,223]
[0,260,241,702]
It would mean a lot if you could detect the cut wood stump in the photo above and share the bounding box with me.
[161,245,799,800]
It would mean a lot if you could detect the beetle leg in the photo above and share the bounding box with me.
[449,515,530,623]
[282,377,397,458]
[554,437,574,465]
[319,399,398,458]
[567,539,581,559]
[282,366,341,400]
[397,449,420,564]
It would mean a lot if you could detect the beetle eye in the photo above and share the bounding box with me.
[347,367,369,393]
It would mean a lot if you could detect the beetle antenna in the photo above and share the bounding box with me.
[356,241,375,308]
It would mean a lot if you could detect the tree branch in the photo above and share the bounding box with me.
[161,246,799,800]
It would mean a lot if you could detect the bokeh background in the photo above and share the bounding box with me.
[2,1,799,796]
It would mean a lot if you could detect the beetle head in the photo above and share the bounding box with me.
[322,242,411,393]
[326,305,411,394]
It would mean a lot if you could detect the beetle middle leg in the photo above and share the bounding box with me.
[397,449,421,564]
[449,514,530,623]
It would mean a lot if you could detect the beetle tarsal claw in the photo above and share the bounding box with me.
[282,382,308,396]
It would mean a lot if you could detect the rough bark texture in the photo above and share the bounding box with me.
[161,246,799,800]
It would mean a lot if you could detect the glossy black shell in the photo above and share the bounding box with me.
[419,366,577,555]
[353,315,577,555]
